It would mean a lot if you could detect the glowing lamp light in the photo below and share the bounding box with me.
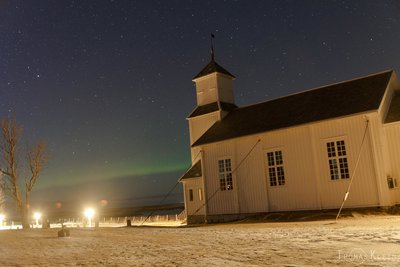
[84,208,95,228]
[33,212,42,227]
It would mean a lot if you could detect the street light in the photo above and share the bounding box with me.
[84,208,95,228]
[33,212,41,228]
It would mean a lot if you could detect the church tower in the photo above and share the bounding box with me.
[192,57,236,106]
[187,45,237,153]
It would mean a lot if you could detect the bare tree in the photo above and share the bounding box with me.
[0,177,5,213]
[0,117,48,229]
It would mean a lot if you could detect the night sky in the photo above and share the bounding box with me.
[1,1,400,207]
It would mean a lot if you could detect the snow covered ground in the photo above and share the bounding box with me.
[0,214,399,266]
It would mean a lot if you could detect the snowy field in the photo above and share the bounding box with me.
[1,215,400,266]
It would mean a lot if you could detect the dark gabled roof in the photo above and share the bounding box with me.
[179,160,202,181]
[385,91,400,123]
[193,70,393,146]
[193,59,235,80]
[188,102,238,118]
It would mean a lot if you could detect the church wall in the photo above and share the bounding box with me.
[259,126,320,211]
[216,74,234,103]
[190,147,202,164]
[188,112,220,145]
[233,136,269,213]
[311,113,380,209]
[383,122,400,204]
[198,112,385,216]
[195,74,218,106]
[378,73,397,123]
[377,76,400,205]
[201,142,239,215]
[365,114,393,207]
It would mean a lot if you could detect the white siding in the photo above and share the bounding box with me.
[195,74,218,106]
[216,75,234,104]
[384,122,400,204]
[194,73,234,106]
[190,147,202,163]
[311,114,380,209]
[261,126,320,211]
[199,113,384,216]
[234,136,268,213]
[366,114,392,206]
[202,142,239,215]
[378,74,400,205]
[188,113,219,145]
[378,73,398,122]
[182,178,206,216]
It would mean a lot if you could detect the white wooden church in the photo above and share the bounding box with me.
[180,54,400,224]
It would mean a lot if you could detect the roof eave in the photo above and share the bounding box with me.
[192,109,379,147]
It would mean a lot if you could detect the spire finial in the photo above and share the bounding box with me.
[210,33,215,61]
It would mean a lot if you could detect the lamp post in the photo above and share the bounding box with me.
[33,212,41,228]
[84,208,95,228]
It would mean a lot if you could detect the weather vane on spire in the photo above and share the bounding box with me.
[210,33,215,61]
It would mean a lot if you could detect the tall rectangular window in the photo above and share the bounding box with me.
[218,158,233,191]
[326,140,349,180]
[198,188,203,201]
[266,150,285,186]
[189,189,193,201]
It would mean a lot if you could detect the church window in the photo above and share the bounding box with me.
[266,150,285,186]
[388,177,394,189]
[189,189,193,201]
[326,140,349,180]
[198,188,203,201]
[218,158,233,191]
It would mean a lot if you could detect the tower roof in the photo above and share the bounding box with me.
[193,59,235,80]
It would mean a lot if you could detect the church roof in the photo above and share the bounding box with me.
[188,102,238,118]
[193,59,235,80]
[179,160,202,181]
[193,70,393,146]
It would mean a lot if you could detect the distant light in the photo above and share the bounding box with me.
[33,212,41,220]
[33,212,42,227]
[84,208,95,218]
[84,208,95,228]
